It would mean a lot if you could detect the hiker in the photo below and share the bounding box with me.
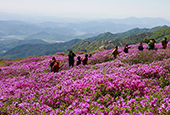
[162,37,168,49]
[124,44,130,53]
[76,56,81,66]
[82,54,88,65]
[148,40,154,50]
[152,39,157,50]
[112,46,119,59]
[51,61,63,73]
[138,42,144,51]
[49,57,57,70]
[68,50,76,67]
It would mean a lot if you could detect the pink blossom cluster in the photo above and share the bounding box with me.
[0,43,169,114]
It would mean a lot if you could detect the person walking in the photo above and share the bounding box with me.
[162,37,168,49]
[68,50,76,67]
[138,42,144,51]
[124,44,130,53]
[112,46,119,59]
[49,57,57,71]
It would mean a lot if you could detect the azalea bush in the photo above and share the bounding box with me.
[0,43,170,114]
[118,43,170,64]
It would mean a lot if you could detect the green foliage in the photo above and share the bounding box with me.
[0,58,14,66]
[85,40,106,51]
[70,40,90,52]
[158,76,170,88]
[116,32,152,46]
[72,32,153,52]
[150,27,170,42]
[141,38,150,43]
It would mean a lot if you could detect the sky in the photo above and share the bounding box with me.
[0,0,170,21]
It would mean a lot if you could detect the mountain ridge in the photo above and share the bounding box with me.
[0,39,82,59]
[1,25,170,59]
[70,26,170,52]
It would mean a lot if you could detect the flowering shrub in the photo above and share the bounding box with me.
[0,43,170,114]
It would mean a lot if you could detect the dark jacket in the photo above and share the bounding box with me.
[76,60,81,66]
[68,52,76,63]
[124,46,129,53]
[138,44,144,51]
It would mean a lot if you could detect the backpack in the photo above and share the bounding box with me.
[138,45,143,50]
[162,40,165,46]
[82,57,87,64]
[112,48,116,54]
[50,60,54,68]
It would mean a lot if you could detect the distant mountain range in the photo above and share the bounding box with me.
[1,25,170,59]
[0,16,170,59]
[85,25,166,42]
[106,17,170,27]
[0,39,82,59]
[1,16,170,41]
[0,39,48,54]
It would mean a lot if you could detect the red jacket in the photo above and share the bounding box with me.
[51,62,63,72]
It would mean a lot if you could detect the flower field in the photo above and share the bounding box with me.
[0,43,170,114]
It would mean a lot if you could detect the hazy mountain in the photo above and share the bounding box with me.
[0,39,48,54]
[0,20,97,42]
[85,25,168,42]
[25,32,74,42]
[106,17,170,27]
[0,20,42,35]
[1,17,170,42]
[38,20,169,34]
[1,11,170,26]
[0,39,82,59]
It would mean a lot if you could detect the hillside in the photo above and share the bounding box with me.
[150,27,170,42]
[70,26,170,52]
[0,20,42,35]
[0,43,169,114]
[70,32,153,52]
[0,39,82,59]
[24,32,75,42]
[0,25,169,59]
[85,25,168,42]
[0,39,48,54]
